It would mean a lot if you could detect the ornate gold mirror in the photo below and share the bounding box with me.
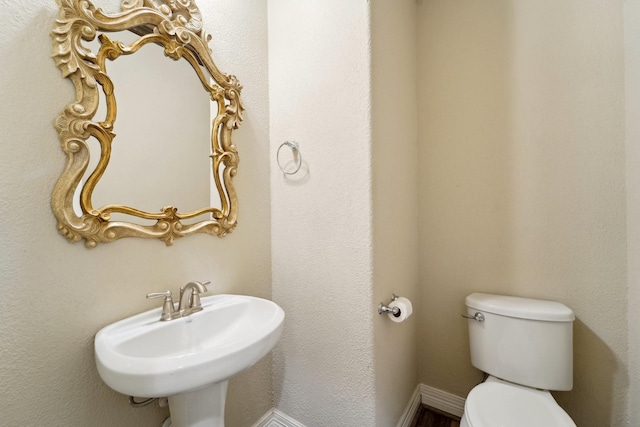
[51,0,243,248]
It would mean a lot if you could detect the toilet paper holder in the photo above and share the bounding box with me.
[378,294,401,317]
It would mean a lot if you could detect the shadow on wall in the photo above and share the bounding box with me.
[553,319,623,427]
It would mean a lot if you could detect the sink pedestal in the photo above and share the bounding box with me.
[168,381,228,427]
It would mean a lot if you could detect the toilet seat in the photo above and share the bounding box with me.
[463,380,576,427]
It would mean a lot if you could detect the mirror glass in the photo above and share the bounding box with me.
[86,31,212,220]
[52,0,243,247]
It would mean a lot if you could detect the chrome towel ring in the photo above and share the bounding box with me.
[277,141,302,175]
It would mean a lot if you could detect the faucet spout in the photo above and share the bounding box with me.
[178,281,210,312]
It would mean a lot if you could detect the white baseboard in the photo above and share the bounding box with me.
[252,409,307,427]
[396,383,422,427]
[253,383,465,427]
[420,384,466,418]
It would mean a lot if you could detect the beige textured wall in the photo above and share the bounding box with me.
[417,1,628,426]
[268,0,377,425]
[0,1,271,426]
[371,0,420,425]
[626,0,640,425]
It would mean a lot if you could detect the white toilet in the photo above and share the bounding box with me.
[460,293,577,427]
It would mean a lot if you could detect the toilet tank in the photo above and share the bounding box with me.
[465,293,575,391]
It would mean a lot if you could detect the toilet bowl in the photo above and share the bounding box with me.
[461,293,577,427]
[460,376,575,427]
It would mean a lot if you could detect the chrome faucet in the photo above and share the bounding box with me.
[146,280,210,321]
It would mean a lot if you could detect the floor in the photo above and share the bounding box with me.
[410,405,461,427]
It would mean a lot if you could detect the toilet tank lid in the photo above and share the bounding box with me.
[466,293,575,322]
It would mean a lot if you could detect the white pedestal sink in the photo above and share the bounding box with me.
[94,294,284,427]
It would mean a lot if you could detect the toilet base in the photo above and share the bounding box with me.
[460,376,575,427]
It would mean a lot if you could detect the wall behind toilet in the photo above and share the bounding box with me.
[417,1,628,426]
[0,1,271,426]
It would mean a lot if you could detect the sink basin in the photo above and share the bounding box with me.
[95,294,284,427]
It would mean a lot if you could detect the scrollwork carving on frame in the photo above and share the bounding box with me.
[51,0,244,248]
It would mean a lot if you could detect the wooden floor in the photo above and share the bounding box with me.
[410,405,461,427]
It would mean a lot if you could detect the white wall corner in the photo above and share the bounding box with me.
[420,384,466,418]
[252,409,308,427]
[395,383,422,427]
[253,384,464,427]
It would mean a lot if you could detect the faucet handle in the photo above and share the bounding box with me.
[146,290,176,321]
[146,290,172,299]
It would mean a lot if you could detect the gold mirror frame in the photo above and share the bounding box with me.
[51,0,243,248]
